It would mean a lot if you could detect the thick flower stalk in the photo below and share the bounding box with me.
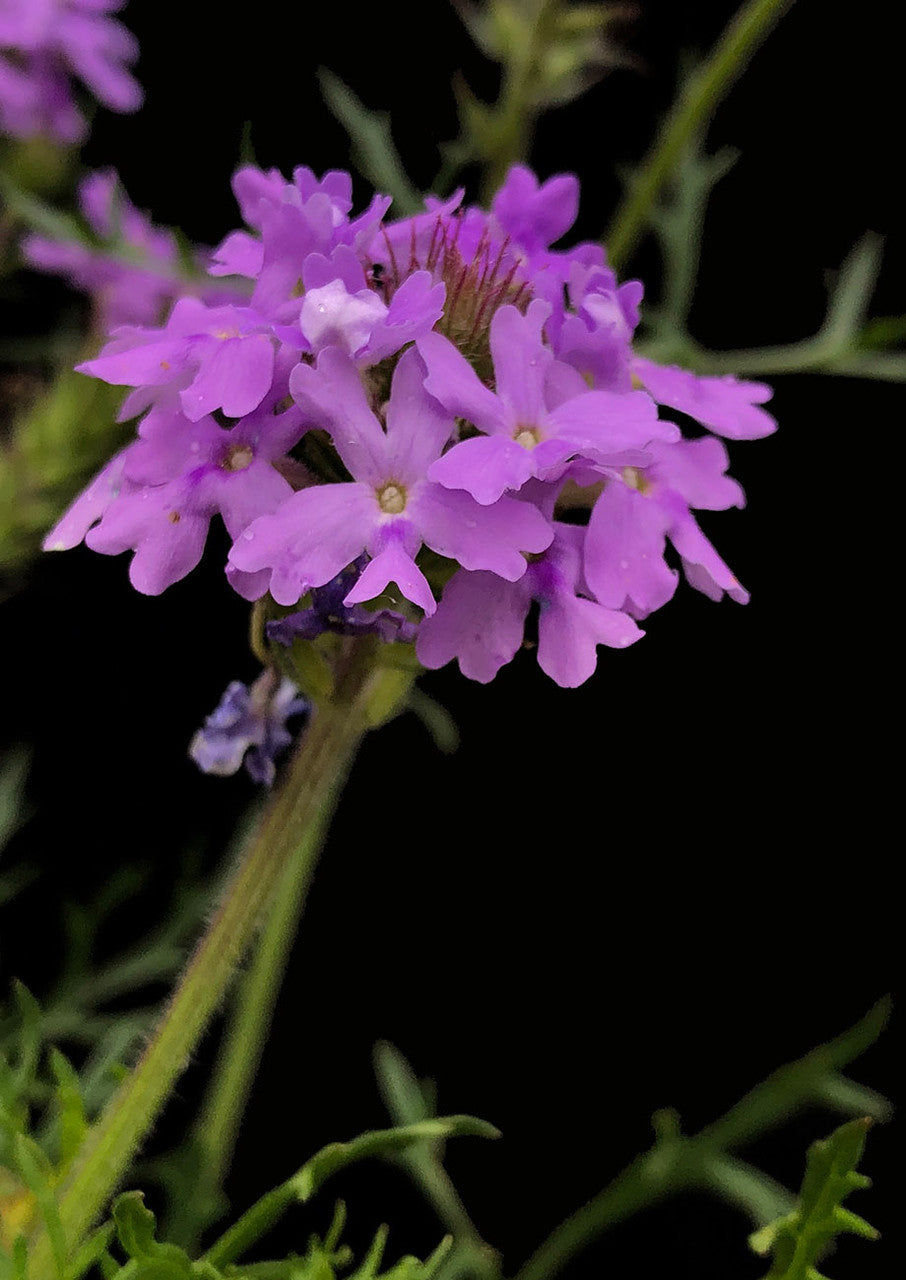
[0,0,141,144]
[46,161,776,705]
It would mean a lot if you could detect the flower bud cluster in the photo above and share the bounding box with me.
[46,162,776,689]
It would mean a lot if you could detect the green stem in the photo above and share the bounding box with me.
[188,774,340,1234]
[479,0,557,204]
[513,1001,889,1280]
[27,676,374,1275]
[605,0,795,271]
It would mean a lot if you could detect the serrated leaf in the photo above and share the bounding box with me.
[749,1119,878,1279]
[113,1192,159,1258]
[112,1193,198,1280]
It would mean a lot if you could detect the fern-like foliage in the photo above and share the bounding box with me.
[749,1118,878,1280]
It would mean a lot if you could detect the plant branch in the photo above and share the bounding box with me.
[514,1000,890,1280]
[605,0,794,271]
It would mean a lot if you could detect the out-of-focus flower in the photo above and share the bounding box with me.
[188,671,308,786]
[0,0,141,144]
[23,169,233,329]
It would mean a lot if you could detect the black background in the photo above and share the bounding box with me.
[0,2,900,1277]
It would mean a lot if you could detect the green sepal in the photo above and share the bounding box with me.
[363,664,416,730]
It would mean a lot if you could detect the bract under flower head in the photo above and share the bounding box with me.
[49,160,777,693]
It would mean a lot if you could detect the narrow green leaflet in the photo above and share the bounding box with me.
[316,72,422,217]
[749,1119,878,1280]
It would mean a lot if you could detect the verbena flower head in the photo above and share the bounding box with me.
[0,0,141,144]
[47,161,777,704]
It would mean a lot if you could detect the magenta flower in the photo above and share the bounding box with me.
[0,0,141,143]
[583,436,749,618]
[49,160,776,691]
[417,522,642,687]
[632,357,776,440]
[79,297,278,423]
[417,300,676,505]
[228,347,552,614]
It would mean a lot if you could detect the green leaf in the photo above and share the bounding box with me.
[373,1043,433,1127]
[700,1153,795,1227]
[0,748,30,857]
[49,1049,88,1171]
[14,1134,66,1280]
[112,1192,199,1280]
[749,1118,878,1279]
[405,694,459,756]
[317,71,423,216]
[113,1192,159,1258]
[68,1222,116,1280]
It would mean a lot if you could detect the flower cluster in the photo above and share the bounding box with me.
[0,0,141,144]
[23,168,233,330]
[46,162,776,694]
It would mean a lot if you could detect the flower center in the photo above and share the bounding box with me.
[514,426,540,450]
[222,444,255,471]
[622,465,651,494]
[377,483,407,514]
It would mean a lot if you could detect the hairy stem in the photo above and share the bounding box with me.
[27,671,375,1274]
[605,0,795,271]
[186,783,338,1238]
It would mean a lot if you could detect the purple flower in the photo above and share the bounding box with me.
[267,560,417,645]
[228,346,553,615]
[79,297,278,422]
[292,258,444,364]
[548,262,642,392]
[417,300,676,505]
[490,165,580,255]
[210,164,391,316]
[583,436,749,617]
[0,0,141,143]
[632,357,777,440]
[49,159,775,694]
[417,522,642,687]
[189,671,309,786]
